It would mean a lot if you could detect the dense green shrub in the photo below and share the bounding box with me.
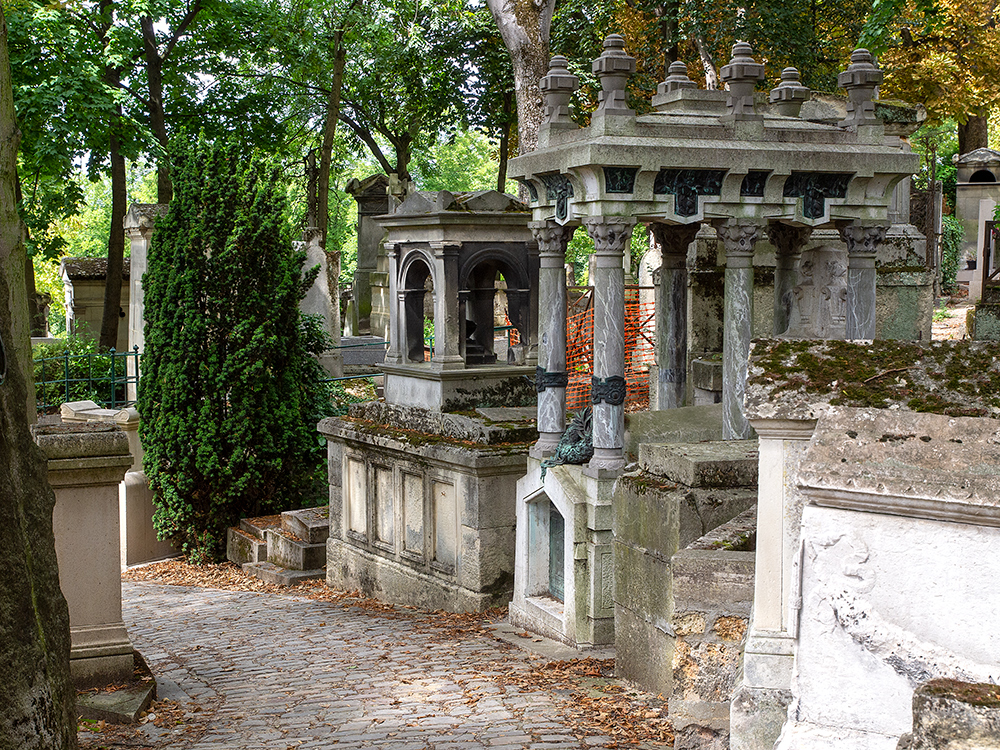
[139,136,331,563]
[940,215,963,295]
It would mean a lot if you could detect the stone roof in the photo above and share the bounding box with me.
[124,203,168,229]
[746,339,1000,422]
[956,148,1000,166]
[60,257,130,280]
[345,173,390,198]
[393,190,528,216]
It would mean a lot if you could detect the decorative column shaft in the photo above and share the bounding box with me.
[650,223,699,409]
[716,220,760,440]
[768,223,812,336]
[839,224,885,339]
[530,221,575,456]
[584,216,635,472]
[430,242,463,368]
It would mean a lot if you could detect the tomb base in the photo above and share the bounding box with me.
[382,363,536,413]
[319,404,533,613]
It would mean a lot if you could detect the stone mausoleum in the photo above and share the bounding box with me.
[505,37,920,655]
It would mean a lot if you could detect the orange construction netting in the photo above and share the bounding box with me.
[564,287,655,413]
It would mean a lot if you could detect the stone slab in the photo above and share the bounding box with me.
[281,507,330,544]
[242,562,325,586]
[76,654,156,724]
[624,404,725,461]
[639,439,758,487]
[226,527,266,566]
[239,515,281,540]
[266,529,326,571]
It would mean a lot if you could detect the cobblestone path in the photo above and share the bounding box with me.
[119,582,636,750]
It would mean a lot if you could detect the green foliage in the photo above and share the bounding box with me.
[410,128,503,193]
[139,135,333,564]
[910,120,959,209]
[32,330,129,411]
[940,214,963,293]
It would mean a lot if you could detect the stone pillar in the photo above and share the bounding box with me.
[584,216,635,473]
[346,175,391,335]
[431,241,463,368]
[839,224,885,340]
[767,223,812,336]
[731,417,817,750]
[837,49,882,128]
[33,422,134,687]
[384,243,403,364]
[716,220,759,440]
[592,34,636,116]
[123,204,168,402]
[720,42,765,122]
[649,223,699,409]
[530,221,575,456]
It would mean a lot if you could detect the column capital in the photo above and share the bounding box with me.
[649,222,700,256]
[529,221,576,257]
[583,216,636,255]
[838,223,886,255]
[714,219,761,260]
[429,241,462,256]
[767,222,812,256]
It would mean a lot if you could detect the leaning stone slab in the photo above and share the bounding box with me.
[639,439,758,487]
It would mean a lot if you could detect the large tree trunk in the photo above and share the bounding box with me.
[99,75,127,352]
[958,113,989,156]
[485,0,556,155]
[497,90,513,191]
[141,16,172,203]
[317,29,347,248]
[0,8,78,748]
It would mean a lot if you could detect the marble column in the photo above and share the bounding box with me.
[529,221,576,457]
[649,223,699,409]
[838,224,885,340]
[584,216,635,472]
[430,242,463,368]
[716,220,760,440]
[767,223,812,336]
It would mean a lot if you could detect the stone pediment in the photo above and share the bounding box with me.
[393,190,526,216]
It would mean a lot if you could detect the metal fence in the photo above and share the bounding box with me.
[34,345,140,414]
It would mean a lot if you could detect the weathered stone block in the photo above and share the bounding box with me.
[898,679,1000,750]
[677,488,758,549]
[672,639,742,703]
[639,439,758,487]
[226,527,266,565]
[282,507,329,545]
[614,541,672,628]
[624,404,725,460]
[266,529,326,571]
[729,685,793,750]
[613,605,674,696]
[672,549,755,614]
[613,474,680,560]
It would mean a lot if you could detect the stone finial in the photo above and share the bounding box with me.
[720,42,765,122]
[592,34,636,115]
[540,55,580,128]
[657,60,696,95]
[837,48,883,128]
[769,67,810,118]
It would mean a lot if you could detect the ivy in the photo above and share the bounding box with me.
[139,135,331,564]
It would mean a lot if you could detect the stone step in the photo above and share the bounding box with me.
[242,562,325,586]
[281,507,330,545]
[982,286,1000,305]
[266,528,327,571]
[638,439,758,488]
[226,527,267,566]
[239,514,282,541]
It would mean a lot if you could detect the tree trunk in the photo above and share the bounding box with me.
[141,16,172,203]
[497,90,513,192]
[0,8,78,748]
[99,66,127,351]
[694,32,719,89]
[317,30,347,248]
[958,114,989,156]
[485,0,557,155]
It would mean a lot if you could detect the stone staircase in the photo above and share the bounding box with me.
[226,507,329,585]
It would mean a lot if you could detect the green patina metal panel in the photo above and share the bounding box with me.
[548,501,565,601]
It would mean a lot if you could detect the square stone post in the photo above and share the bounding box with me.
[715,220,760,440]
[767,223,812,336]
[529,221,575,456]
[649,223,699,409]
[431,242,464,368]
[123,204,167,402]
[33,422,134,687]
[730,417,817,750]
[839,224,886,340]
[583,216,635,473]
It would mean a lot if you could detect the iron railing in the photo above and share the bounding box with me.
[34,345,140,414]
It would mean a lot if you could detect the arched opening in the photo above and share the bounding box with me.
[970,169,997,183]
[402,257,433,363]
[460,255,532,366]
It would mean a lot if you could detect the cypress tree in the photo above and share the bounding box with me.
[139,136,329,563]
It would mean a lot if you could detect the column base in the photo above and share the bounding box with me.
[730,684,793,750]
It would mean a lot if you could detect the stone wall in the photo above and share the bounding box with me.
[669,508,756,750]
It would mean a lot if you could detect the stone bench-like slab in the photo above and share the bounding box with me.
[638,439,758,487]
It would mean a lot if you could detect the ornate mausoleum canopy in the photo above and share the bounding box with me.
[509,38,920,456]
